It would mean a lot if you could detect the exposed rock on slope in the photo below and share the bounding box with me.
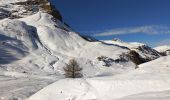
[0,1,138,98]
[0,0,137,79]
[103,39,161,65]
[0,0,62,20]
[126,50,146,65]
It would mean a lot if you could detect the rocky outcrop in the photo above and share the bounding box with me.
[127,50,148,65]
[97,55,129,67]
[135,45,161,60]
[103,39,161,65]
[0,0,62,21]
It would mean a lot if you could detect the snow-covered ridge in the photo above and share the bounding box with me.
[154,45,170,52]
[0,0,27,4]
[103,39,145,49]
[154,45,170,55]
[103,39,161,63]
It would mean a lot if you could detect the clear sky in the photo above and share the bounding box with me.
[51,0,170,47]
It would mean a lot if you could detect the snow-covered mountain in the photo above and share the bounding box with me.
[103,39,161,65]
[0,0,169,100]
[154,45,170,56]
[0,0,137,99]
[0,0,139,77]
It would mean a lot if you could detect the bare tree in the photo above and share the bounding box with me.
[63,59,83,78]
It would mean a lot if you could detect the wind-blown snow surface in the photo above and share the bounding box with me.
[28,56,170,100]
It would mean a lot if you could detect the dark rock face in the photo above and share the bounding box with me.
[15,0,63,21]
[127,46,161,65]
[127,50,148,65]
[126,45,161,65]
[0,8,11,19]
[137,45,160,59]
[0,0,63,21]
[50,5,63,21]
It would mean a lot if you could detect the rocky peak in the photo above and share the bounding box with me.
[0,0,62,21]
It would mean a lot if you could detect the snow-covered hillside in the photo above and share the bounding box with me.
[0,0,169,100]
[0,11,137,76]
[28,55,170,100]
[0,0,139,77]
[103,39,161,64]
[0,0,139,99]
[154,45,170,56]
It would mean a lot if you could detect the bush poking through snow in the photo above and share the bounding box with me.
[63,59,83,78]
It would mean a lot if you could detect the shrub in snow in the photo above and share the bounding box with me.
[63,59,83,78]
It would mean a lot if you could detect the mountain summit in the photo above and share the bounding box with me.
[0,0,62,20]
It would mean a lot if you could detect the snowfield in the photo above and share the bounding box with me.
[28,56,170,100]
[0,0,170,100]
[28,79,170,100]
[116,90,170,100]
[154,45,170,52]
[154,45,170,55]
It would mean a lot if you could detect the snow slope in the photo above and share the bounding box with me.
[0,0,168,99]
[154,45,170,55]
[0,0,26,4]
[103,39,161,61]
[28,56,170,100]
[0,11,136,76]
[116,90,170,100]
[0,76,55,100]
[0,0,140,99]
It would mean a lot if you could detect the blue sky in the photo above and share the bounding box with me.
[51,0,170,47]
